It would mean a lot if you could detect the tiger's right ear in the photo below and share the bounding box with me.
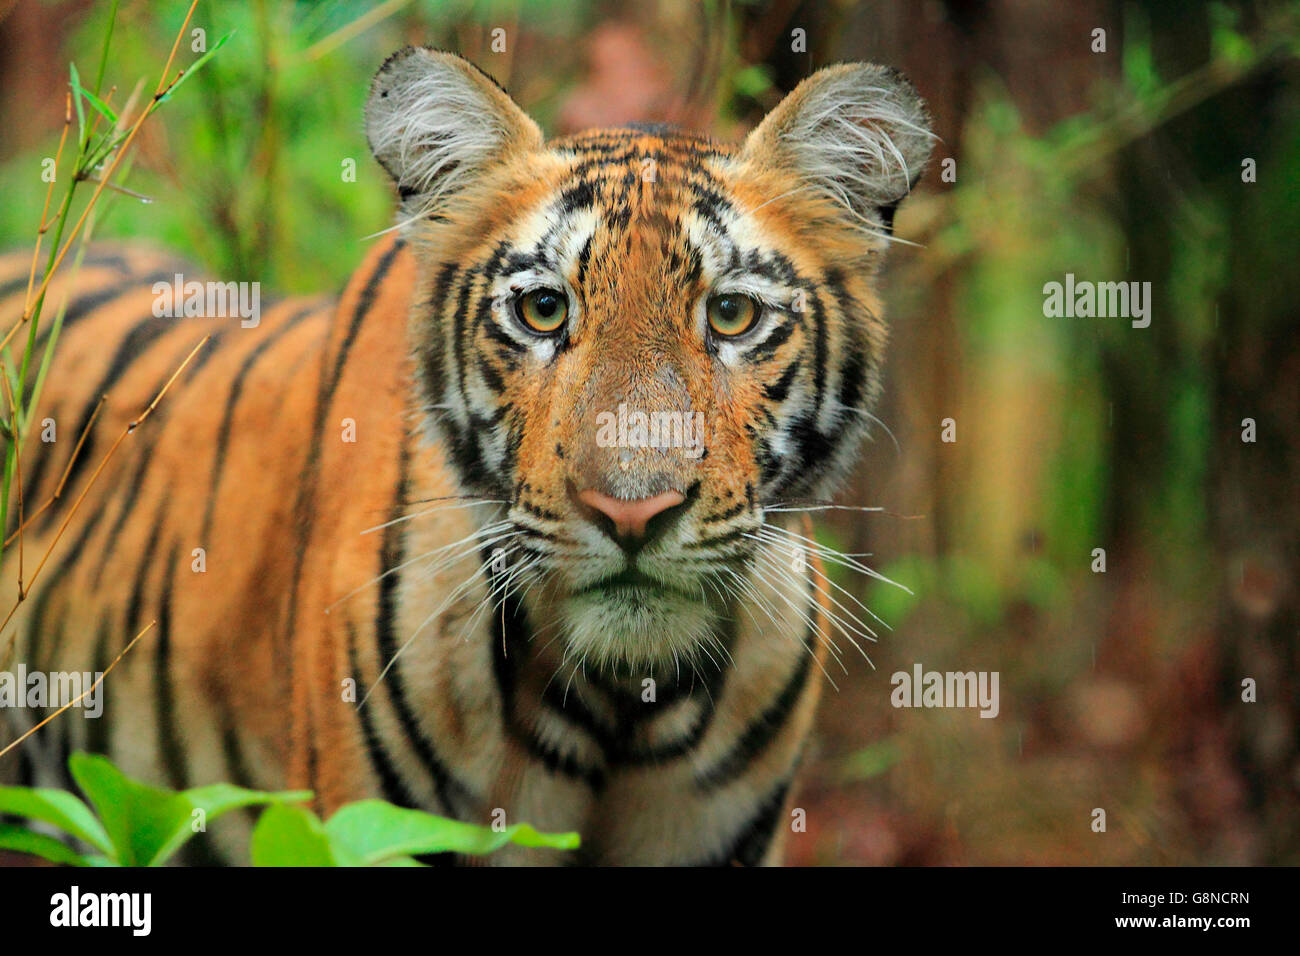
[739,63,934,238]
[365,47,543,219]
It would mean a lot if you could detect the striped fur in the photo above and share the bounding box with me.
[1,50,932,865]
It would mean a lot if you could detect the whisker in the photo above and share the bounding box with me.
[358,544,515,708]
[325,521,515,614]
[738,560,850,672]
[751,539,883,638]
[750,548,876,666]
[751,525,912,596]
[360,498,506,535]
[724,566,843,687]
[841,406,903,456]
[762,504,885,515]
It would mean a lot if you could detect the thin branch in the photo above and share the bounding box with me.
[0,372,24,598]
[294,0,413,64]
[0,336,209,636]
[23,92,72,304]
[76,177,153,203]
[0,621,154,761]
[5,0,200,344]
[2,394,106,548]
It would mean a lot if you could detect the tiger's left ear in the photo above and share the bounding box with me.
[740,63,935,232]
[365,47,544,220]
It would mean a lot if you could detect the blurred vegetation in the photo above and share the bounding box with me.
[0,751,577,865]
[0,0,1296,865]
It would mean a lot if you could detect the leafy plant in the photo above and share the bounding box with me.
[0,752,579,866]
[0,752,309,866]
[0,0,231,649]
[251,801,580,867]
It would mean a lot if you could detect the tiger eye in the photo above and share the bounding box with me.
[706,293,761,338]
[515,288,569,334]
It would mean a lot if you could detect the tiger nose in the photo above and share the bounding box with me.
[576,488,687,547]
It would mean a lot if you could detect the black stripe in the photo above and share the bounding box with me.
[84,623,112,757]
[697,777,792,866]
[200,302,321,544]
[347,623,420,809]
[82,336,222,586]
[490,590,607,790]
[23,497,109,678]
[218,717,256,792]
[417,261,461,406]
[684,526,748,550]
[575,234,594,287]
[838,346,866,413]
[702,500,746,524]
[558,180,594,214]
[154,545,189,791]
[808,284,830,419]
[282,241,402,688]
[693,628,813,791]
[784,413,837,492]
[746,320,796,362]
[326,243,403,399]
[371,440,476,814]
[762,358,802,403]
[24,269,169,360]
[449,262,481,416]
[31,317,211,532]
[124,503,165,637]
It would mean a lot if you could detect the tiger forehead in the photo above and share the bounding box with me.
[549,126,734,166]
[544,127,738,215]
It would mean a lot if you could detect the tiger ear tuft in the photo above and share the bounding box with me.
[740,64,935,233]
[365,47,543,220]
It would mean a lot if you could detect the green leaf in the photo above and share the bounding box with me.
[68,56,119,128]
[0,785,112,854]
[251,804,351,866]
[0,823,92,866]
[148,783,312,865]
[183,783,314,819]
[156,32,234,105]
[324,800,579,864]
[841,737,902,781]
[69,62,86,145]
[69,753,190,866]
[68,752,310,866]
[732,64,773,100]
[79,86,119,126]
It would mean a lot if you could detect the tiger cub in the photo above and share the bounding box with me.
[1,48,932,864]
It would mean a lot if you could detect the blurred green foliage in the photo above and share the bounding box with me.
[0,752,577,866]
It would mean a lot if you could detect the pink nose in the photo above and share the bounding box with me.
[577,488,685,540]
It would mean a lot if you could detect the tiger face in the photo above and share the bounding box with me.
[366,49,933,671]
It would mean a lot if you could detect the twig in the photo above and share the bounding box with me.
[6,0,200,340]
[0,373,24,598]
[294,0,413,64]
[77,177,153,203]
[23,92,72,305]
[2,394,106,548]
[0,621,154,761]
[0,336,210,636]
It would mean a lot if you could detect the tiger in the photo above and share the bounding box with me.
[0,48,933,865]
